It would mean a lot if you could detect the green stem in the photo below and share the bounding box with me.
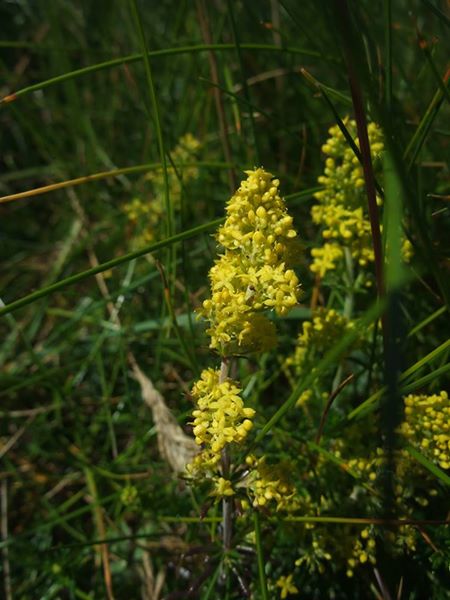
[219,359,232,552]
[129,0,172,240]
[332,248,355,393]
[253,511,269,600]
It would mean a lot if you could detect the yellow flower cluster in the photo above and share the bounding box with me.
[288,308,355,375]
[344,446,430,506]
[310,244,344,279]
[148,132,201,199]
[346,453,379,482]
[295,535,333,574]
[401,238,414,263]
[200,168,301,354]
[123,133,200,245]
[346,528,377,577]
[310,120,384,277]
[243,455,298,512]
[288,390,446,581]
[400,391,450,469]
[187,368,255,475]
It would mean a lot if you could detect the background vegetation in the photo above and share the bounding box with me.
[0,1,449,598]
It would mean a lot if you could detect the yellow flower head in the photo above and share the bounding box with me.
[200,168,301,354]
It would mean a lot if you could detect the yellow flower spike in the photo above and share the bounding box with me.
[200,168,301,355]
[311,119,384,276]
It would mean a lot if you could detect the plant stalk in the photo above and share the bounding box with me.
[219,358,232,552]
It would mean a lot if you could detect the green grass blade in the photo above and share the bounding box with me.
[0,218,223,318]
[1,44,330,103]
[384,0,392,111]
[403,81,449,169]
[226,0,260,164]
[418,36,450,104]
[407,306,447,338]
[406,446,450,486]
[348,339,450,419]
[201,562,222,600]
[401,338,450,382]
[401,362,450,394]
[0,161,233,205]
[129,0,172,239]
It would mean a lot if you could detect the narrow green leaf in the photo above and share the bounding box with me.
[401,338,450,382]
[0,161,233,205]
[403,81,449,169]
[401,363,450,394]
[1,44,331,103]
[129,0,172,239]
[407,306,447,337]
[255,299,385,443]
[0,218,223,318]
[406,446,450,486]
[348,340,450,420]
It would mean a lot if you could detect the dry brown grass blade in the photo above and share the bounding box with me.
[140,550,166,600]
[129,355,197,474]
[84,468,115,600]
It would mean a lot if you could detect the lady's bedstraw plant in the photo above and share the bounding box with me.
[186,168,301,553]
[200,167,300,354]
[310,119,412,283]
[310,119,384,281]
[123,133,201,247]
[278,122,447,582]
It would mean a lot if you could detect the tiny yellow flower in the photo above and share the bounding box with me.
[211,477,234,497]
[276,574,298,598]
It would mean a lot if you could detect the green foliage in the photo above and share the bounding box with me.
[1,1,449,598]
